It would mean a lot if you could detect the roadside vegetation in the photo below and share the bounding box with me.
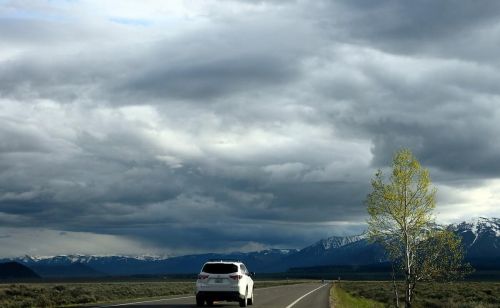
[331,282,384,308]
[0,279,309,307]
[334,281,500,307]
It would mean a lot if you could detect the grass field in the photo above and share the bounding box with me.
[335,281,500,308]
[0,279,310,308]
[330,283,384,308]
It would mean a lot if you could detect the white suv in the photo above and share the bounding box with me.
[196,260,254,307]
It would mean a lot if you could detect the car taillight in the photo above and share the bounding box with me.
[229,274,242,280]
[198,274,209,280]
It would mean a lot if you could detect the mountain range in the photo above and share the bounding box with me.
[448,217,500,259]
[1,217,499,278]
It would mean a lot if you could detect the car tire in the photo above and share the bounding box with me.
[206,299,214,306]
[239,288,248,307]
[196,296,204,307]
[247,289,254,305]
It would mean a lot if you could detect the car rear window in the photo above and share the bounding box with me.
[202,263,238,274]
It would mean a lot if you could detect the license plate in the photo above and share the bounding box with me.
[215,278,223,283]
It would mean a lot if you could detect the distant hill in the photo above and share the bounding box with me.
[0,262,40,279]
[30,262,105,278]
[2,217,498,277]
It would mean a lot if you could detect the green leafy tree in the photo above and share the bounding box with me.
[366,149,471,307]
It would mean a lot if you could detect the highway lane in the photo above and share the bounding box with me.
[97,282,331,308]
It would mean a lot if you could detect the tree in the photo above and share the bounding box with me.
[366,149,470,307]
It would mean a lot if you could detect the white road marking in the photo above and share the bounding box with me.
[285,283,329,308]
[99,295,195,307]
[99,282,316,307]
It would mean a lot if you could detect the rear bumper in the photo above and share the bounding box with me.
[196,291,244,302]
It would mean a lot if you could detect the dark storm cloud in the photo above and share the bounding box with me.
[365,118,500,178]
[109,221,360,253]
[338,1,500,38]
[328,0,500,59]
[1,0,500,255]
[122,55,296,101]
[0,7,314,104]
[317,47,500,178]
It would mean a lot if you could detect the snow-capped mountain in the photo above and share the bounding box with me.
[316,234,367,250]
[2,249,298,276]
[450,217,500,240]
[2,217,498,277]
[276,233,384,270]
[280,217,500,271]
[10,254,170,266]
[448,217,500,259]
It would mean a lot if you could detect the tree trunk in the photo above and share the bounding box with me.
[404,229,412,308]
[405,280,412,308]
[391,263,399,307]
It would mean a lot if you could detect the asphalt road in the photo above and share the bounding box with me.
[97,282,331,308]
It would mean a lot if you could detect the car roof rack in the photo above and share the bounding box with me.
[207,259,242,263]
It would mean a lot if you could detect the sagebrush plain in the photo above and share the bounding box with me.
[0,279,310,308]
[334,281,500,308]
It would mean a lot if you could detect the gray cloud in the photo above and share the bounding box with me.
[325,1,500,59]
[1,0,500,256]
[121,55,296,102]
[1,6,317,104]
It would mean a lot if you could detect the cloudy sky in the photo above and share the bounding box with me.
[1,0,500,257]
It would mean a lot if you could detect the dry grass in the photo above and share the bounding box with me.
[0,279,310,307]
[338,281,500,307]
[331,283,384,308]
